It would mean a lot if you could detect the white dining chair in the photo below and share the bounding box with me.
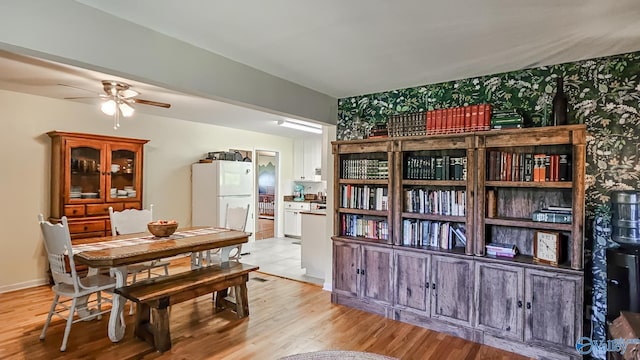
[38,214,116,352]
[109,205,170,314]
[191,203,249,268]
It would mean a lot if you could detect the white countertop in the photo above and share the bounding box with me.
[300,210,326,216]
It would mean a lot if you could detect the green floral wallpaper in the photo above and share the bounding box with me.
[337,51,640,214]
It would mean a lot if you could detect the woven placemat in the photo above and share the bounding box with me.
[278,350,398,360]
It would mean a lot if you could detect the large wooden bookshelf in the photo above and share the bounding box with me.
[331,124,586,360]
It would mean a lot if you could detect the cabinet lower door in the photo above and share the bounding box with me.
[431,256,474,326]
[524,269,583,353]
[333,241,359,297]
[394,250,430,315]
[475,262,524,340]
[360,245,393,304]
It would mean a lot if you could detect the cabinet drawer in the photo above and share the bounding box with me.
[70,231,105,240]
[123,201,141,210]
[285,201,311,211]
[64,205,85,217]
[68,220,106,234]
[86,204,115,216]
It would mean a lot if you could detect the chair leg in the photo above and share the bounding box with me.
[96,291,103,320]
[60,297,77,351]
[40,294,59,340]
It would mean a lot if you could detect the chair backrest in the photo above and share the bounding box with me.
[109,204,153,235]
[225,204,249,231]
[38,214,78,290]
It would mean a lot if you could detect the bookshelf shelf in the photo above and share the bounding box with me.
[402,179,466,186]
[338,179,389,185]
[485,181,573,189]
[484,217,573,231]
[402,212,466,222]
[338,208,388,216]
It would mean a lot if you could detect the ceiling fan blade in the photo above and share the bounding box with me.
[133,98,171,108]
[119,89,139,98]
[58,83,99,94]
[64,95,107,100]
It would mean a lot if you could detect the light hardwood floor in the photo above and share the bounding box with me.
[0,258,531,359]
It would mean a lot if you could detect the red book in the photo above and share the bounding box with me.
[471,105,479,131]
[435,109,442,135]
[464,106,472,132]
[484,104,492,130]
[426,111,432,135]
[456,107,463,133]
[445,108,453,134]
[478,105,485,132]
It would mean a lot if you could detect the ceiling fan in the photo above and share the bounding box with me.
[61,80,171,129]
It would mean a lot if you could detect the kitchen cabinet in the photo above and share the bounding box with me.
[293,138,321,181]
[48,131,148,240]
[284,201,310,237]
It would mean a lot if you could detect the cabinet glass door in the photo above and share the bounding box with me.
[108,144,140,201]
[68,141,103,203]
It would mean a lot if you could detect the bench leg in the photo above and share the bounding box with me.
[134,302,151,342]
[235,281,249,318]
[214,288,228,312]
[151,298,172,352]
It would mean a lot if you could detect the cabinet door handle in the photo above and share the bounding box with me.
[356,268,360,275]
[361,269,365,275]
[425,282,429,289]
[526,302,531,310]
[72,209,77,214]
[432,283,436,290]
[517,300,522,308]
[83,226,88,231]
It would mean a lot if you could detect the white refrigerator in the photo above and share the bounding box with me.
[192,161,254,239]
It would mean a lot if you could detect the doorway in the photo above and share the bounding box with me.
[255,150,278,240]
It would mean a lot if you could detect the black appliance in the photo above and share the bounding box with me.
[607,247,640,320]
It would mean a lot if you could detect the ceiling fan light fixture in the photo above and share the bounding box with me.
[101,99,117,116]
[119,102,135,117]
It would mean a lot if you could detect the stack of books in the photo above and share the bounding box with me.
[531,206,572,224]
[486,242,518,258]
[368,124,389,138]
[490,110,524,129]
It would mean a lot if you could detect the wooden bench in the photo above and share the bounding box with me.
[115,262,259,352]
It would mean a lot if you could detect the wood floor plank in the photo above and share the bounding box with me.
[0,257,532,359]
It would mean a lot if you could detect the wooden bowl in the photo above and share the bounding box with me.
[147,222,178,237]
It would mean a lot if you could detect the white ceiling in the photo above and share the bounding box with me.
[1,0,639,137]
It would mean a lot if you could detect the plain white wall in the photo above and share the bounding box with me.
[0,89,295,292]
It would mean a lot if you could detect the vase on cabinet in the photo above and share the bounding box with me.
[551,77,568,126]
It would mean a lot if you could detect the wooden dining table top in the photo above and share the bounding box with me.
[73,227,249,268]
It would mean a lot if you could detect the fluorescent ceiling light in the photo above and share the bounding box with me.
[277,119,322,134]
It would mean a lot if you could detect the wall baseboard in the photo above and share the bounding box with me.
[0,278,49,294]
[323,281,332,292]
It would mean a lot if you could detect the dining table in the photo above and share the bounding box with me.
[72,226,250,342]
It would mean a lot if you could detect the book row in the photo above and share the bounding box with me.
[426,104,492,135]
[401,219,466,249]
[405,155,467,180]
[340,185,389,211]
[404,188,466,216]
[385,104,493,138]
[487,151,571,182]
[341,159,389,180]
[340,214,389,241]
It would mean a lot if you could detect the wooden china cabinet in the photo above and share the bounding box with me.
[47,131,149,242]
